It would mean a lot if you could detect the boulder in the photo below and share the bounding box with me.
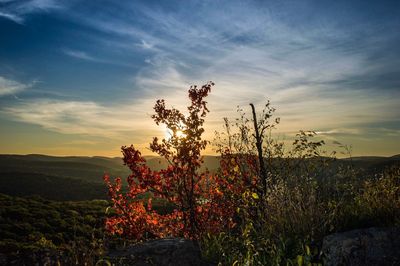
[322,227,400,266]
[107,238,211,266]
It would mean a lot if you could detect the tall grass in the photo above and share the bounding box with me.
[200,162,399,265]
[200,104,400,266]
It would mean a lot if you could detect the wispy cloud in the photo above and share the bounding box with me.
[0,10,23,23]
[58,1,400,141]
[314,127,400,150]
[1,98,161,138]
[1,1,399,156]
[61,48,136,68]
[0,0,65,24]
[316,128,363,136]
[139,40,154,50]
[0,76,30,96]
[62,48,97,61]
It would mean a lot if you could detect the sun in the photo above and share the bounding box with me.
[176,130,186,138]
[164,127,186,139]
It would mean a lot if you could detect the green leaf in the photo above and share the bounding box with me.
[305,245,311,256]
[296,255,303,266]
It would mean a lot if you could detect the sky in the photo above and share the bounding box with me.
[0,0,399,157]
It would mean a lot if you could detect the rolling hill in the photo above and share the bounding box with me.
[0,172,108,201]
[0,154,130,184]
[0,154,220,201]
[0,154,398,201]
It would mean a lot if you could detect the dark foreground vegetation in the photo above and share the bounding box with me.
[0,83,399,265]
[0,162,398,265]
[0,193,107,264]
[102,83,400,265]
[0,193,177,265]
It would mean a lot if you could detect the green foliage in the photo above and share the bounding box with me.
[202,164,400,265]
[0,193,108,265]
[335,165,400,230]
[1,100,399,265]
[201,102,400,266]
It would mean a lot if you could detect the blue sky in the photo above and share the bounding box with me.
[0,0,399,156]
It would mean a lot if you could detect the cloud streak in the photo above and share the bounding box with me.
[62,49,98,62]
[0,76,30,96]
[1,98,161,138]
[0,0,65,24]
[8,1,400,140]
[61,47,137,68]
[1,0,399,156]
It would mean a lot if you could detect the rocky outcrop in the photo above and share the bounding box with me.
[107,238,211,266]
[322,227,400,266]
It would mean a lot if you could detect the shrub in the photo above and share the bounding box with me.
[104,82,236,240]
[103,87,400,265]
[202,102,400,265]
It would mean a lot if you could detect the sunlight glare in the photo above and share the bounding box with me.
[163,126,186,140]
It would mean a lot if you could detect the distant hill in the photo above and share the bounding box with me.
[0,153,398,201]
[0,154,130,184]
[341,154,400,173]
[0,154,220,201]
[0,172,107,201]
[0,154,220,182]
[144,155,220,173]
[0,154,131,200]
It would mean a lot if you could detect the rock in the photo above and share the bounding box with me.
[107,238,211,266]
[322,227,400,266]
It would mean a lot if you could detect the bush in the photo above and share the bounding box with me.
[102,85,400,265]
[104,82,236,240]
[200,102,400,265]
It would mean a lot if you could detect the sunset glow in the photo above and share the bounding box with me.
[0,0,399,157]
